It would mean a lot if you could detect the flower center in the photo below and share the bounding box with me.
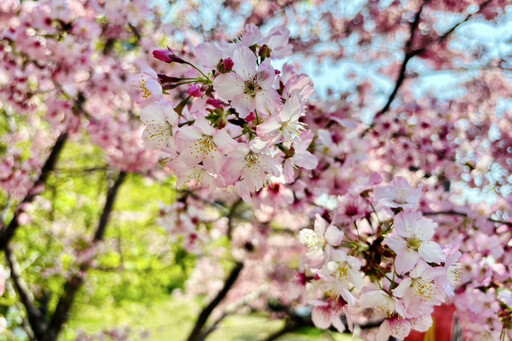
[301,230,325,251]
[345,204,359,217]
[406,238,422,251]
[394,189,408,204]
[412,278,437,301]
[244,78,262,97]
[244,152,261,168]
[333,263,349,281]
[193,135,216,158]
[280,120,306,140]
[448,264,461,287]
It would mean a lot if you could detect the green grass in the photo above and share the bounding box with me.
[63,298,359,341]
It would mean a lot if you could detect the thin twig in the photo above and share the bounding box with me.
[363,0,494,135]
[423,210,512,228]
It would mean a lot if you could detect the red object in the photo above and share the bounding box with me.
[404,304,456,341]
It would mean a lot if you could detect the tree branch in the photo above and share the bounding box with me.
[186,261,244,341]
[202,284,269,338]
[436,0,494,44]
[373,1,426,121]
[423,210,512,228]
[41,171,127,341]
[5,245,47,340]
[0,132,68,251]
[93,172,127,241]
[365,0,494,133]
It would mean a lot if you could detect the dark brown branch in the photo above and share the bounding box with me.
[366,0,494,133]
[5,245,47,340]
[186,261,244,341]
[41,171,127,341]
[373,2,426,121]
[0,132,68,251]
[436,0,494,43]
[94,172,127,241]
[423,210,512,228]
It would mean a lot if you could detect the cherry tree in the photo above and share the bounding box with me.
[1,0,511,341]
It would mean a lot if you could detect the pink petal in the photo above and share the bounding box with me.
[232,46,257,79]
[195,42,223,68]
[385,236,407,255]
[325,225,343,246]
[418,241,446,264]
[314,214,328,235]
[311,306,331,330]
[213,129,238,153]
[293,151,318,170]
[394,249,419,274]
[212,73,245,101]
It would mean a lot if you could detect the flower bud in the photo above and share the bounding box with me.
[187,84,204,98]
[206,98,224,108]
[157,73,182,84]
[152,48,186,64]
[222,58,234,72]
[245,112,256,122]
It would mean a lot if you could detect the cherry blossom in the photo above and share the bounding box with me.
[374,177,422,209]
[386,211,446,274]
[213,46,281,118]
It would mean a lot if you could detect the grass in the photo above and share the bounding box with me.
[63,298,359,341]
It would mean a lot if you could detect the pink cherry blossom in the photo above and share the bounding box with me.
[386,211,446,274]
[130,61,163,107]
[299,214,344,265]
[283,131,318,183]
[374,176,422,209]
[213,46,281,118]
[140,99,178,153]
[175,115,238,173]
[256,96,306,143]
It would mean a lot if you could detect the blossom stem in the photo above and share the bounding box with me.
[371,204,381,225]
[185,62,211,83]
[254,109,260,125]
[375,268,394,287]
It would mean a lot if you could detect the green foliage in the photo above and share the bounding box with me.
[2,130,198,339]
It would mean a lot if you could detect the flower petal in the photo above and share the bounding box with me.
[232,46,257,79]
[212,73,245,101]
[394,249,419,274]
[311,306,331,330]
[325,225,343,246]
[385,236,407,255]
[418,241,446,264]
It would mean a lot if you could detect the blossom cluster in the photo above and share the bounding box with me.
[298,177,460,340]
[134,24,317,201]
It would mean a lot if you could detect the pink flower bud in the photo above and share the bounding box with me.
[206,98,224,108]
[157,73,182,84]
[187,84,204,98]
[222,58,234,72]
[152,48,186,64]
[245,112,256,122]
